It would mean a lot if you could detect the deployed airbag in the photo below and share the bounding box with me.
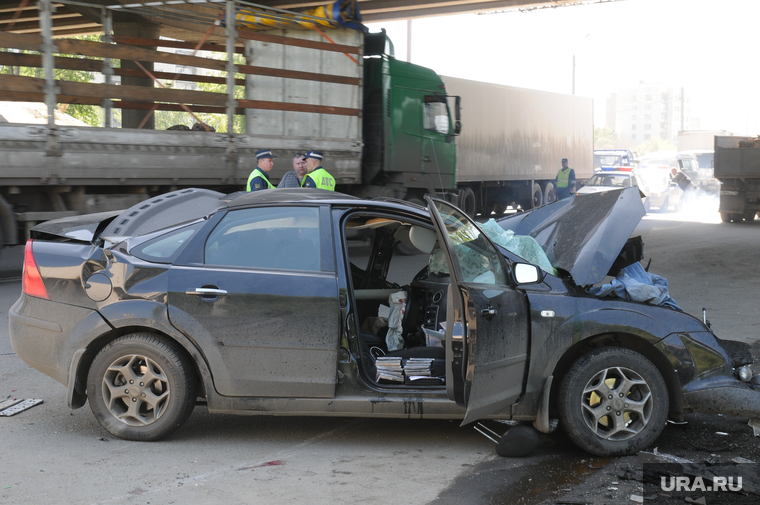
[479,219,557,276]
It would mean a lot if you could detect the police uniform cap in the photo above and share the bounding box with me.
[256,149,276,159]
[304,150,324,160]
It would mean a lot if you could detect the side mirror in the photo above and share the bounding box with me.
[514,263,541,284]
[454,96,461,134]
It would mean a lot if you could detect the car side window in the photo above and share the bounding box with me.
[131,222,205,264]
[204,206,321,271]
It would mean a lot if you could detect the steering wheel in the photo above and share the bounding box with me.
[413,265,429,282]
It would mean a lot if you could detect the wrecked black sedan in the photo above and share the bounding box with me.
[9,187,760,456]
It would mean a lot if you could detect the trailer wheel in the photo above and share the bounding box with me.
[544,183,556,204]
[459,187,476,217]
[531,183,543,209]
[743,211,756,222]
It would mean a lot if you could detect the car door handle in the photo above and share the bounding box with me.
[480,308,497,317]
[186,288,228,297]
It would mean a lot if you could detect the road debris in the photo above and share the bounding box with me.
[684,497,706,505]
[0,399,43,417]
[748,418,760,437]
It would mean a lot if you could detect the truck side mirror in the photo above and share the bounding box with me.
[454,96,462,135]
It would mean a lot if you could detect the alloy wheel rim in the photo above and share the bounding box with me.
[580,366,653,441]
[101,354,170,426]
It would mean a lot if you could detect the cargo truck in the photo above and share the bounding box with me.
[443,77,593,215]
[714,135,760,223]
[0,0,593,248]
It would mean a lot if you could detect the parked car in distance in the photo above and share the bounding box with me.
[577,169,650,211]
[10,188,760,456]
[594,149,638,171]
[680,149,720,195]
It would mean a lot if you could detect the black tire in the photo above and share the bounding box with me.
[743,210,756,222]
[720,212,733,223]
[87,333,198,441]
[458,187,476,218]
[531,183,543,209]
[557,347,668,456]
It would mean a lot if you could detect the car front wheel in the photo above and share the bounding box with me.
[87,333,198,441]
[557,347,668,456]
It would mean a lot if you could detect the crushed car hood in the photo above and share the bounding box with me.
[496,187,645,286]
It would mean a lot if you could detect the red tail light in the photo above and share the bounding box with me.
[22,240,49,300]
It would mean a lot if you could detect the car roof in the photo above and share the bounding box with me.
[224,188,361,208]
[592,171,634,176]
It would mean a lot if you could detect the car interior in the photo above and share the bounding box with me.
[343,214,450,388]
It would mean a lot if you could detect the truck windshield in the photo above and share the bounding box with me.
[594,154,630,168]
[696,153,713,169]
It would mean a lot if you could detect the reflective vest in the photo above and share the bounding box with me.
[556,168,572,188]
[302,167,335,191]
[246,168,274,191]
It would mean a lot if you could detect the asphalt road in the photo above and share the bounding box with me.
[2,197,759,505]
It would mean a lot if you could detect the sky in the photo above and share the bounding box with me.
[365,0,760,136]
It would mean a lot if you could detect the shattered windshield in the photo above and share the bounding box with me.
[479,219,557,276]
[431,202,506,284]
[429,213,557,279]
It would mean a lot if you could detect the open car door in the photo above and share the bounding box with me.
[426,196,530,425]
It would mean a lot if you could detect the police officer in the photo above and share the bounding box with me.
[554,158,576,200]
[246,149,276,192]
[301,150,335,191]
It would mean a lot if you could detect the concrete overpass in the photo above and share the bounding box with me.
[0,0,624,37]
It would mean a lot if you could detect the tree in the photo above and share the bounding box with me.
[594,126,617,149]
[1,35,102,126]
[154,52,247,133]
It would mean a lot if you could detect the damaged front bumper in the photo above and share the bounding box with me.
[684,383,760,418]
[675,334,760,430]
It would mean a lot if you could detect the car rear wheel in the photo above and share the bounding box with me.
[557,347,668,456]
[87,333,198,441]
